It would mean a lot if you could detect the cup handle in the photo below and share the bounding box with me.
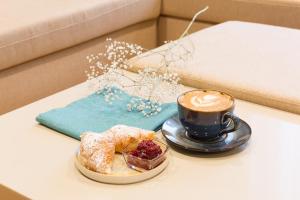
[220,112,240,134]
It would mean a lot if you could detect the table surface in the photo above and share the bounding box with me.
[1,80,300,200]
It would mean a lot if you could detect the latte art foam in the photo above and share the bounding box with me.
[178,90,233,112]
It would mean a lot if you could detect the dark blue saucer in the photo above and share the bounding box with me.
[161,115,251,153]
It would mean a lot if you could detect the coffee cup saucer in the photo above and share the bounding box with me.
[161,115,251,153]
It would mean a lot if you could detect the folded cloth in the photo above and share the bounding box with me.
[36,89,177,140]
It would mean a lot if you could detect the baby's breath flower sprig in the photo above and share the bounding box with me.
[127,97,162,117]
[85,7,209,117]
[100,86,123,104]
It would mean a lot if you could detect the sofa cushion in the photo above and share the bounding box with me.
[162,0,300,29]
[0,0,160,71]
[131,21,300,115]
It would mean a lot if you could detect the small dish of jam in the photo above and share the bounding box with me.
[122,139,168,171]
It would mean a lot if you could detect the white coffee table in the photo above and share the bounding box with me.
[1,78,300,200]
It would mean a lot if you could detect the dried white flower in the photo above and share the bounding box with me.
[85,7,209,117]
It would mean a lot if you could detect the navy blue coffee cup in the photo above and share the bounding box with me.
[177,89,240,141]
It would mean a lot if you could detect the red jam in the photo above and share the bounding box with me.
[130,140,162,160]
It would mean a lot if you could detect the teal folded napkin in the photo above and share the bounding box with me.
[36,88,177,140]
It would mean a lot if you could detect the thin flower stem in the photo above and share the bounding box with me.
[179,6,209,39]
[122,84,143,88]
[113,71,136,83]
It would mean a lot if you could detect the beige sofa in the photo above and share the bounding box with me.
[1,0,300,115]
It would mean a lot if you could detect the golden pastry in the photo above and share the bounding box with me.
[79,132,115,174]
[110,125,155,152]
[85,136,115,174]
[78,125,155,174]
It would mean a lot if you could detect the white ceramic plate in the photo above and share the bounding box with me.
[74,150,169,184]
